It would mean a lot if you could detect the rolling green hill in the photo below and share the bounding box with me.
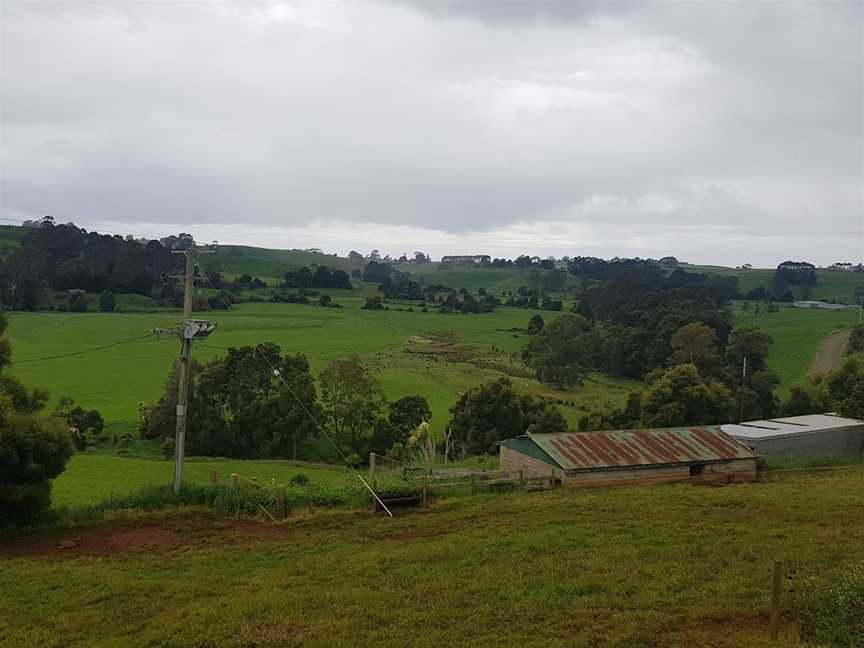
[5,301,639,436]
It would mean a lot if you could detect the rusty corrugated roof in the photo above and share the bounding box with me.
[529,427,757,471]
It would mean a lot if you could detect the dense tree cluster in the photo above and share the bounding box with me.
[380,271,424,300]
[566,256,654,280]
[282,265,352,290]
[504,286,563,311]
[577,322,780,429]
[142,347,430,462]
[319,356,431,462]
[522,314,600,388]
[774,261,817,291]
[447,378,568,455]
[0,220,178,309]
[574,266,737,379]
[437,292,499,313]
[362,261,392,283]
[141,343,323,459]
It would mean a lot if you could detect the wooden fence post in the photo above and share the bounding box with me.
[275,485,286,520]
[422,484,428,509]
[211,470,220,485]
[369,452,375,479]
[770,560,782,640]
[519,469,525,491]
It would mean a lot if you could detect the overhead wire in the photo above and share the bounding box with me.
[196,266,394,517]
[10,334,155,365]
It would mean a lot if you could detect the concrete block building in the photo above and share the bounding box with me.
[722,413,864,459]
[500,427,759,487]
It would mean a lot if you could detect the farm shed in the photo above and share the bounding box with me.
[500,427,759,488]
[722,413,864,459]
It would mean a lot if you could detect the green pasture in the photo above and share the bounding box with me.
[3,467,863,647]
[51,455,354,509]
[206,244,357,278]
[689,264,861,303]
[6,298,850,437]
[7,301,631,435]
[732,304,858,396]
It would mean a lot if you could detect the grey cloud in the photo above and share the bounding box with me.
[1,1,861,265]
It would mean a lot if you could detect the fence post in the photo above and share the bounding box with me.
[211,470,220,485]
[422,484,428,509]
[275,485,286,520]
[369,452,375,479]
[231,473,239,488]
[519,469,525,491]
[770,560,782,640]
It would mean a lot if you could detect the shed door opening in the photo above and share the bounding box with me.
[689,465,705,476]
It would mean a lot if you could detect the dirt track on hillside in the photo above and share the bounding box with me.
[810,329,851,376]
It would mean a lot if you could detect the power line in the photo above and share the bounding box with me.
[10,334,154,365]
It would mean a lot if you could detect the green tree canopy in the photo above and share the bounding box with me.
[522,313,599,388]
[448,378,568,455]
[669,322,722,377]
[640,364,737,428]
[725,325,774,374]
[320,355,388,459]
[141,343,323,459]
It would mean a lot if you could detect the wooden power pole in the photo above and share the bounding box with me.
[154,244,216,493]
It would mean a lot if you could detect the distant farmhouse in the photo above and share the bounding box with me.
[723,413,864,459]
[826,262,863,272]
[500,427,759,487]
[440,255,491,267]
[793,300,854,311]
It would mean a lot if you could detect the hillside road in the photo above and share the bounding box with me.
[810,329,852,376]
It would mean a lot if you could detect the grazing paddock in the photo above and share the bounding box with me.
[2,467,863,647]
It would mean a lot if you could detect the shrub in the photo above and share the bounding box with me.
[799,562,864,646]
[290,473,310,486]
[0,398,75,526]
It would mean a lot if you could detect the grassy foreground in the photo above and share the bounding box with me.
[2,467,863,647]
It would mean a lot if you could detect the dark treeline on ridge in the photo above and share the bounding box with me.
[0,219,182,309]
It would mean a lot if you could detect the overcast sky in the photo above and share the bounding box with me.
[1,1,862,266]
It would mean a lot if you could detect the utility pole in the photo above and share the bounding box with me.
[154,244,216,493]
[172,247,194,493]
[738,354,748,424]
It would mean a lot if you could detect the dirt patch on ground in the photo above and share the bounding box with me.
[1,524,179,557]
[0,514,296,559]
[403,331,473,360]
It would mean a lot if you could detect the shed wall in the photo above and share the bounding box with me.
[500,446,564,479]
[730,425,864,459]
[561,458,758,488]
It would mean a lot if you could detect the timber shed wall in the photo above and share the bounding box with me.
[500,446,564,479]
[560,457,758,488]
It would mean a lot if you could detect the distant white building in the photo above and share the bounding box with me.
[440,255,491,267]
[793,300,853,310]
